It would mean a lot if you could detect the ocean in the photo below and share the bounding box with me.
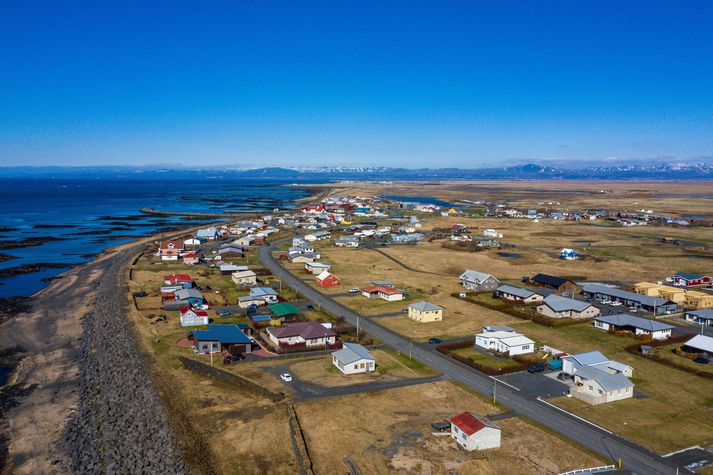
[0,178,312,298]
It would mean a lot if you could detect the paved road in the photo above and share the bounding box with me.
[260,238,685,475]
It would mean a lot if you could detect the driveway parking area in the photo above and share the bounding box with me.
[495,371,570,399]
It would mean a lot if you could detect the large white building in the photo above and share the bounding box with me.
[475,329,535,356]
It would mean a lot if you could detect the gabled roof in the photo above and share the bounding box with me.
[575,366,634,392]
[219,264,248,272]
[594,313,674,332]
[581,284,672,308]
[180,306,208,317]
[409,301,443,312]
[267,321,336,340]
[196,227,219,237]
[232,270,256,278]
[250,287,278,297]
[174,288,204,300]
[563,350,609,367]
[483,325,516,333]
[675,272,709,281]
[686,309,713,319]
[531,273,571,288]
[316,271,338,281]
[160,240,185,250]
[684,334,713,353]
[362,285,403,296]
[496,284,540,299]
[541,295,592,313]
[332,342,375,365]
[164,273,193,284]
[459,270,498,284]
[268,303,300,318]
[449,412,499,436]
[305,262,331,268]
[190,324,251,344]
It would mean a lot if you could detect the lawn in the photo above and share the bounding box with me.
[450,347,523,370]
[294,380,603,474]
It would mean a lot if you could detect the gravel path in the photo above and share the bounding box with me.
[64,252,186,474]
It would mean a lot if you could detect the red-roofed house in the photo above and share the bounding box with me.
[316,271,340,287]
[361,286,405,301]
[449,412,501,451]
[164,273,194,288]
[180,307,209,327]
[182,251,201,265]
[159,240,185,261]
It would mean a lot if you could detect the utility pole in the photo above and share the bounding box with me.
[356,314,360,342]
[492,379,496,403]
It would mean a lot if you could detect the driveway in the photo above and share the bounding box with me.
[496,371,570,399]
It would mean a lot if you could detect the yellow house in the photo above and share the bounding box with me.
[633,282,686,304]
[685,291,713,310]
[408,301,443,323]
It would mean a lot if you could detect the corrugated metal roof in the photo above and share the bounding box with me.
[332,343,375,365]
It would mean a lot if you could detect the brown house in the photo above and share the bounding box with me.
[530,273,578,292]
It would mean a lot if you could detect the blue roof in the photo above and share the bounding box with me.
[190,324,251,344]
[676,272,707,280]
[250,314,272,322]
[250,287,278,297]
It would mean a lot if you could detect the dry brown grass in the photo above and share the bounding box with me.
[294,380,603,474]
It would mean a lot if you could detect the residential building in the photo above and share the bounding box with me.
[684,309,713,326]
[561,351,633,377]
[196,227,220,241]
[593,314,673,340]
[408,301,443,323]
[332,343,376,374]
[304,262,331,274]
[537,295,600,319]
[682,334,713,357]
[684,291,713,310]
[249,287,279,304]
[633,282,686,304]
[494,284,545,304]
[570,365,634,405]
[180,307,209,327]
[189,324,253,355]
[174,288,206,307]
[266,322,337,349]
[231,270,257,286]
[449,412,501,451]
[581,284,678,314]
[459,270,500,291]
[163,273,194,288]
[316,271,340,287]
[560,248,580,260]
[304,230,331,242]
[361,286,405,301]
[672,272,712,288]
[267,303,300,321]
[159,240,184,261]
[530,273,577,291]
[475,330,535,356]
[219,264,248,275]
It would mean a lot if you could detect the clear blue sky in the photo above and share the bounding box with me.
[1,1,712,168]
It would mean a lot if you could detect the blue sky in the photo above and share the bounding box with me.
[1,1,712,168]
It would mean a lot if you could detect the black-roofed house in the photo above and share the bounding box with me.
[494,285,546,304]
[530,273,578,291]
[593,313,673,340]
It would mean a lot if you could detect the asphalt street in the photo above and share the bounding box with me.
[260,237,687,475]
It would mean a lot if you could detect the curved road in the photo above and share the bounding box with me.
[261,237,684,475]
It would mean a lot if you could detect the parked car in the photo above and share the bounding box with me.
[527,363,545,373]
[431,421,451,432]
[401,308,409,314]
[280,373,293,382]
[557,372,571,381]
[197,304,210,310]
[428,337,443,345]
[694,357,710,365]
[217,310,232,317]
[223,354,244,364]
[610,301,623,307]
[348,288,360,294]
[306,304,315,310]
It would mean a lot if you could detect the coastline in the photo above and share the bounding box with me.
[0,187,323,473]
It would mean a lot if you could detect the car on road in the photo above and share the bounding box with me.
[306,304,315,310]
[196,304,210,310]
[527,363,545,373]
[280,373,293,382]
[428,338,443,345]
[217,310,232,317]
[348,288,360,294]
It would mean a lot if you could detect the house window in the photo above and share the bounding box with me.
[461,432,466,440]
[588,385,593,391]
[598,389,603,395]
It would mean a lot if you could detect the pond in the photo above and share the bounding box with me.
[0,366,11,387]
[497,252,522,259]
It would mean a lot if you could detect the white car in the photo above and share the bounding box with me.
[348,288,360,293]
[197,304,210,310]
[609,301,623,307]
[280,373,293,382]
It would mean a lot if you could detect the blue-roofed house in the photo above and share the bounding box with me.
[537,295,599,319]
[332,343,376,374]
[684,309,713,327]
[196,227,220,241]
[189,324,253,355]
[561,351,633,377]
[174,288,206,307]
[249,287,279,304]
[559,248,580,260]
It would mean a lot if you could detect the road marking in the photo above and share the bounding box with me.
[663,445,703,457]
[536,397,613,434]
[490,376,520,391]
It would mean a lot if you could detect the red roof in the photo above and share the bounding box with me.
[361,285,403,296]
[160,240,185,250]
[180,306,208,317]
[183,252,199,258]
[450,412,489,436]
[164,273,193,284]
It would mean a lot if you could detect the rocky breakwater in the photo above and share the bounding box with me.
[64,253,186,473]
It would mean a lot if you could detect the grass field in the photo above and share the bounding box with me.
[294,380,603,474]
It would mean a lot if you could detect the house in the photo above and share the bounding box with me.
[672,272,712,288]
[684,291,713,310]
[335,237,360,247]
[234,235,256,247]
[570,365,634,405]
[372,280,395,288]
[304,262,332,274]
[182,251,201,265]
[189,324,253,355]
[408,301,443,322]
[316,271,340,287]
[593,314,673,340]
[290,253,317,263]
[561,351,633,377]
[449,412,501,451]
[196,227,220,241]
[180,306,209,327]
[332,343,376,374]
[581,284,678,314]
[163,273,194,288]
[231,270,257,286]
[304,230,331,242]
[361,286,405,301]
[183,237,202,247]
[238,296,267,308]
[459,270,501,292]
[159,240,184,261]
[537,295,600,319]
[684,309,713,326]
[681,334,713,358]
[633,282,686,304]
[249,287,279,304]
[483,228,499,238]
[266,321,337,349]
[217,246,244,259]
[530,273,577,291]
[174,288,206,307]
[560,248,580,260]
[268,302,300,321]
[494,285,545,304]
[475,330,535,356]
[219,264,248,275]
[482,324,516,333]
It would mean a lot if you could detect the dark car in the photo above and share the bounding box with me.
[431,421,451,431]
[694,357,710,365]
[306,304,315,310]
[428,337,443,345]
[527,363,545,373]
[557,372,571,381]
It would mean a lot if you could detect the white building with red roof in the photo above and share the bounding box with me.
[450,411,501,451]
[361,285,405,301]
[180,307,209,327]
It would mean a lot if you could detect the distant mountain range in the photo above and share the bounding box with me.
[1,162,713,180]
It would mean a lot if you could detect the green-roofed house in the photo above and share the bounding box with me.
[408,301,444,323]
[268,303,301,322]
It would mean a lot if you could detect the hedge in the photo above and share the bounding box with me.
[436,340,528,376]
[625,333,713,380]
[452,292,582,327]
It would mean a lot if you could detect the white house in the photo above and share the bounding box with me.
[537,295,600,319]
[183,237,202,247]
[459,270,501,292]
[231,270,257,286]
[483,229,502,238]
[332,343,376,374]
[682,334,713,357]
[179,307,209,327]
[304,230,331,242]
[196,227,220,241]
[450,412,501,451]
[561,351,633,377]
[593,314,673,340]
[570,366,634,405]
[474,330,535,356]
